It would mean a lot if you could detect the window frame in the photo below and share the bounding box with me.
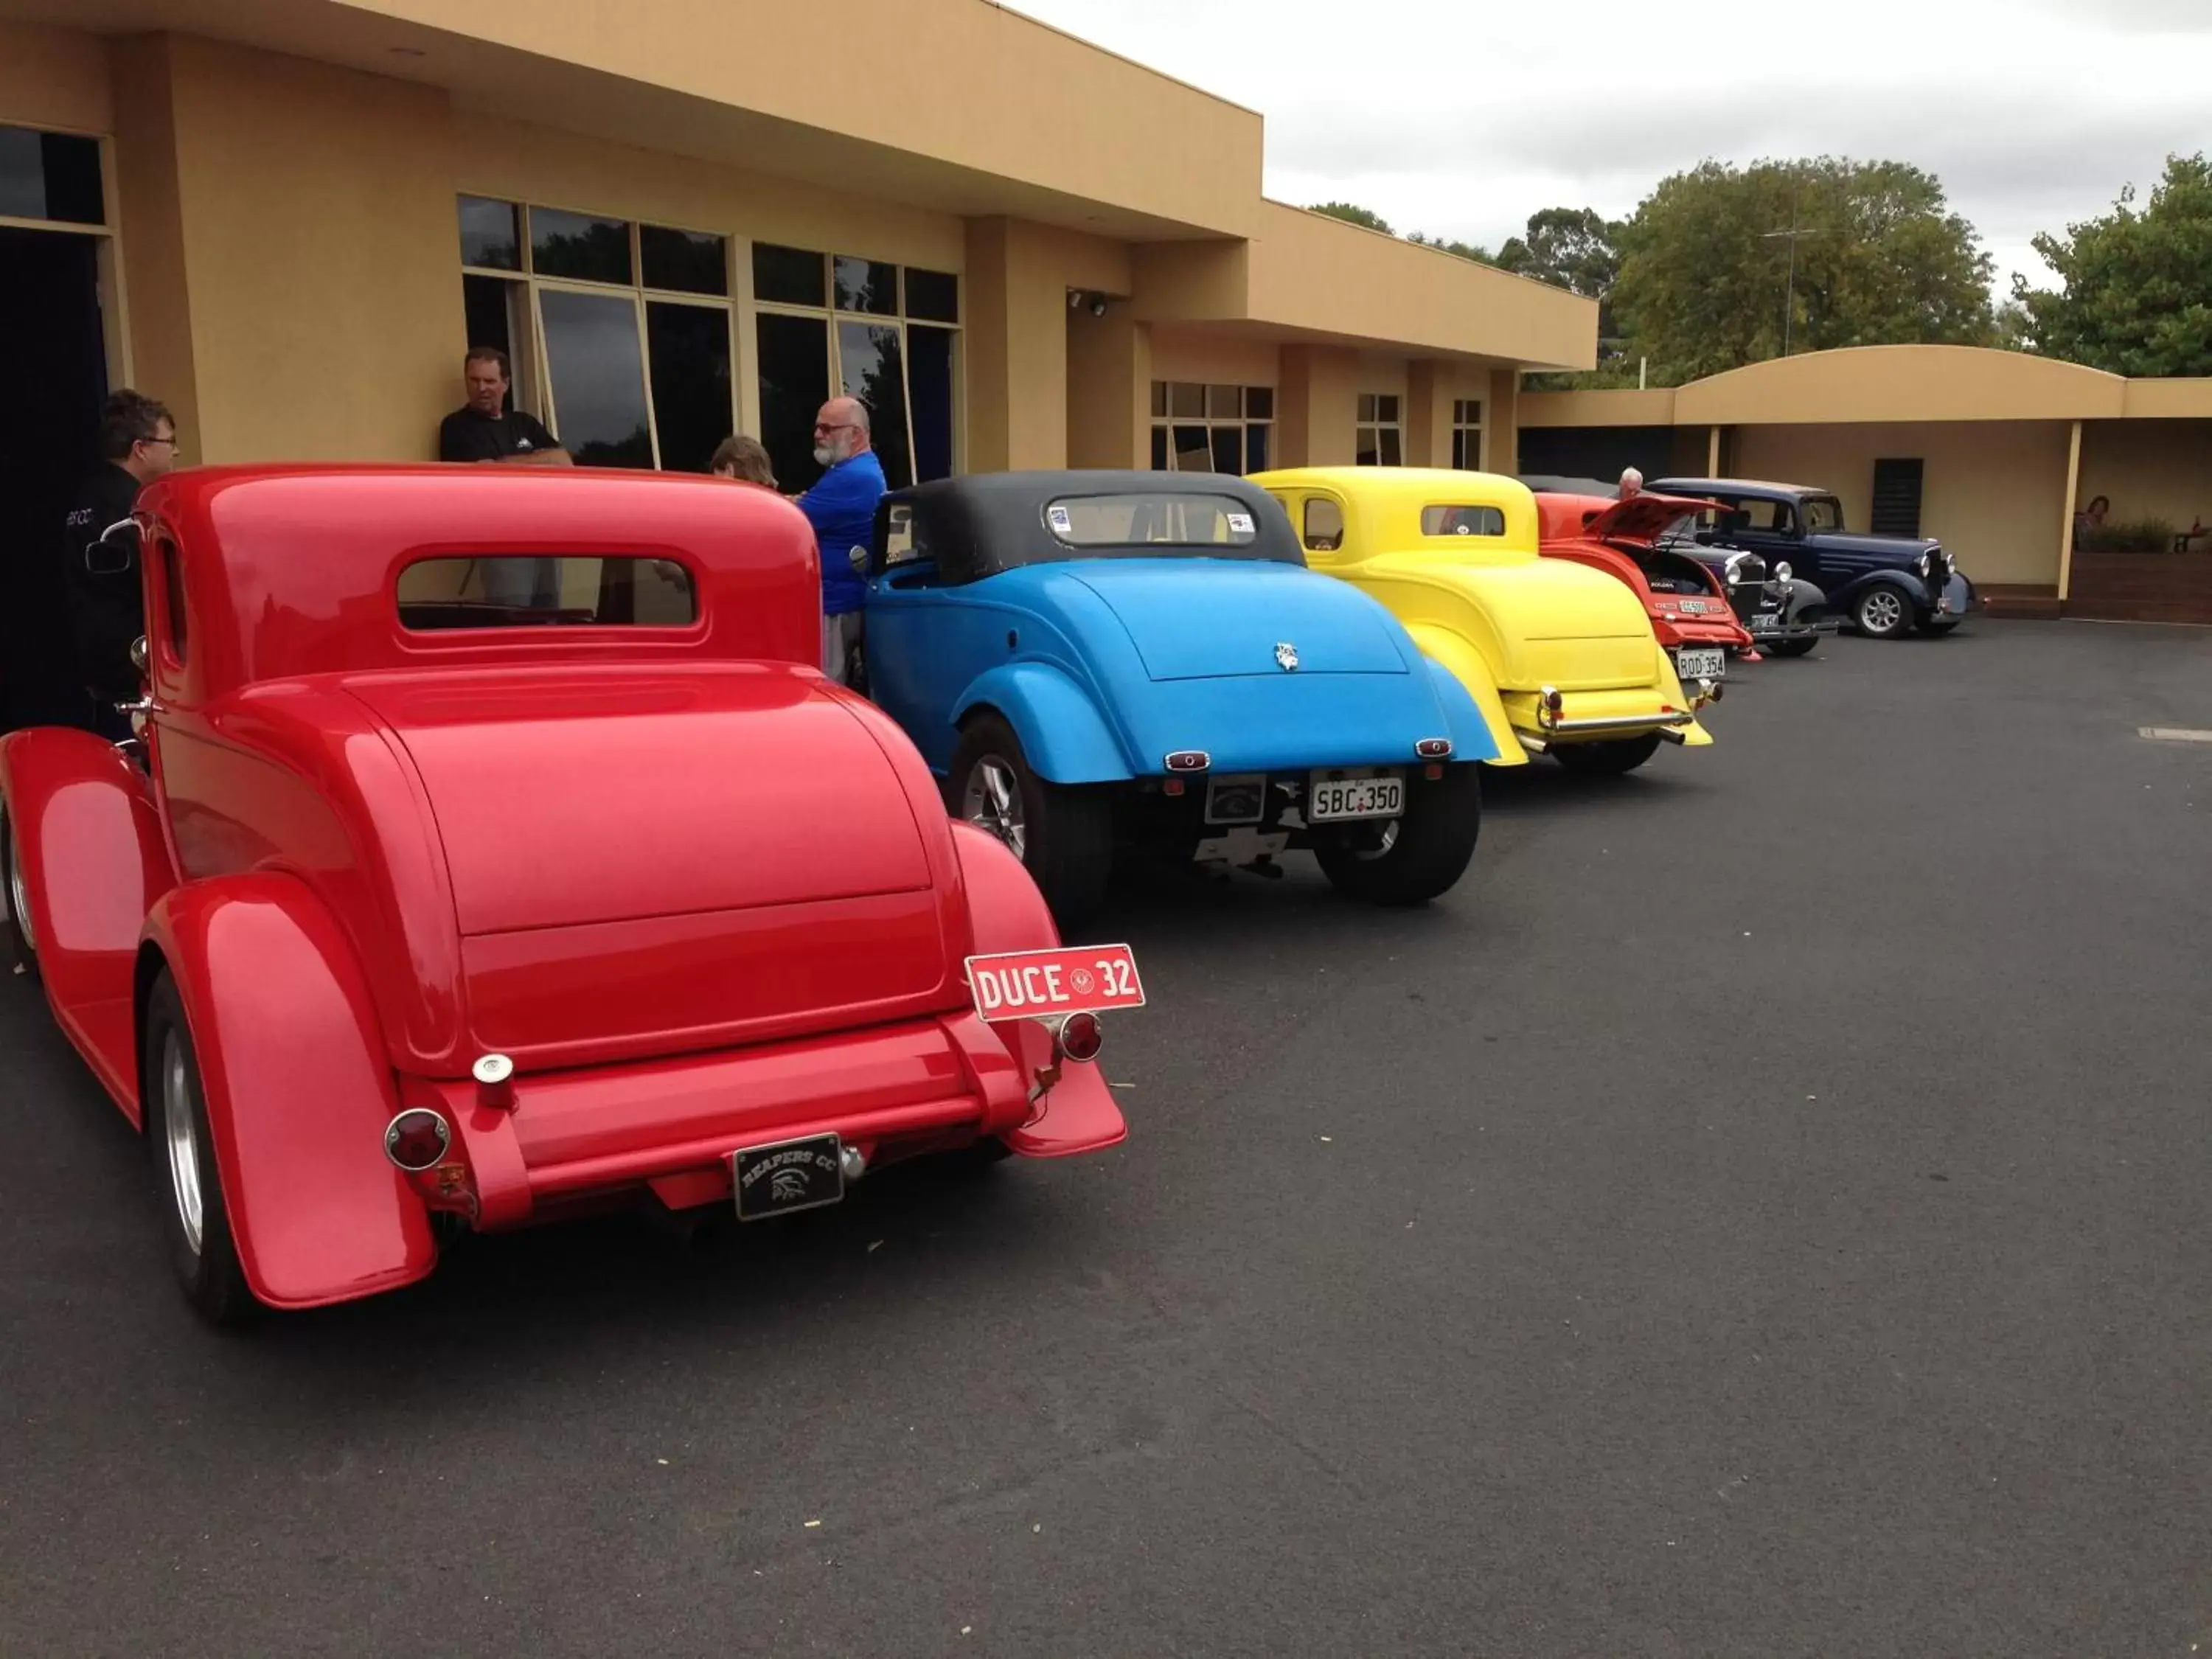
[1450,397,1485,471]
[459,197,737,472]
[1147,380,1274,476]
[1,122,134,394]
[1355,392,1403,467]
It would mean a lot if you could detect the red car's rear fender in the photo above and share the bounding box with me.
[145,874,436,1309]
[949,822,1127,1158]
[0,728,174,1114]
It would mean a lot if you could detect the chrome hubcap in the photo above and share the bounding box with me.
[961,756,1027,860]
[161,1030,204,1256]
[4,813,29,954]
[1350,819,1402,863]
[1863,591,1903,633]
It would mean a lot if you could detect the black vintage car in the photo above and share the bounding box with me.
[1518,476,1835,657]
[1647,477,1976,640]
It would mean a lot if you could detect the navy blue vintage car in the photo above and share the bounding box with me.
[855,471,1496,923]
[1646,477,1976,640]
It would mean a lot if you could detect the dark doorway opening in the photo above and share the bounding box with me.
[0,226,110,731]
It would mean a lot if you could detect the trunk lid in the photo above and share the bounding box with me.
[344,664,959,1060]
[1065,559,1410,681]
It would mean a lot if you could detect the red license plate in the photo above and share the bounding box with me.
[965,944,1146,1020]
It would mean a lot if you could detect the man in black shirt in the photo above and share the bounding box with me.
[437,347,572,467]
[63,391,178,737]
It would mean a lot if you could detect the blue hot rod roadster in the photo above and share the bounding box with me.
[857,471,1497,922]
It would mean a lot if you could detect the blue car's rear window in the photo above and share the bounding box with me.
[1043,493,1261,553]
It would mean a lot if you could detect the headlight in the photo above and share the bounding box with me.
[1774,561,1792,582]
[1916,552,1933,577]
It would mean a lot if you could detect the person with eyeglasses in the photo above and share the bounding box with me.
[62,390,179,739]
[793,396,886,685]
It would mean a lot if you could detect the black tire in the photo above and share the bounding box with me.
[1768,637,1818,658]
[947,714,1113,927]
[142,972,257,1326]
[1852,583,1913,639]
[1553,733,1665,776]
[1,805,38,985]
[1312,764,1481,905]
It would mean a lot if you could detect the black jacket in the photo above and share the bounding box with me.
[62,463,146,700]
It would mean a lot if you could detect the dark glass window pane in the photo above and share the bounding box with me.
[1150,427,1169,470]
[0,128,104,225]
[1380,426,1403,466]
[462,274,524,409]
[399,557,695,628]
[458,195,520,270]
[641,225,726,296]
[754,243,826,307]
[1356,431,1380,467]
[532,207,632,285]
[908,324,956,483]
[838,319,911,489]
[904,266,959,323]
[1208,385,1241,420]
[1169,382,1204,419]
[1172,425,1210,471]
[834,255,897,316]
[1379,394,1401,423]
[1245,386,1274,420]
[538,288,653,467]
[1245,422,1270,473]
[1149,381,1168,418]
[1357,393,1377,423]
[1450,429,1468,470]
[756,311,830,492]
[647,302,733,474]
[1210,426,1243,474]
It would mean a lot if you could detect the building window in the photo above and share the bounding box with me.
[1450,398,1484,470]
[751,243,959,493]
[457,196,734,473]
[0,125,105,226]
[1356,394,1402,466]
[1148,382,1273,474]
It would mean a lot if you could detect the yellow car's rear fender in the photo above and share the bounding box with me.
[1403,622,1527,767]
[1652,640,1714,747]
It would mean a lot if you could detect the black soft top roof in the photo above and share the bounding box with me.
[1648,477,1832,500]
[877,470,1304,581]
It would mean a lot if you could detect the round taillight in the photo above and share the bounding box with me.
[383,1108,451,1172]
[1057,1012,1104,1064]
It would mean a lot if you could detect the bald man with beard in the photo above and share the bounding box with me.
[795,394,886,684]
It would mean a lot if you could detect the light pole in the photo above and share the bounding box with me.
[1761,173,1824,356]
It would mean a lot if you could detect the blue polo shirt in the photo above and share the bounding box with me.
[798,450,886,616]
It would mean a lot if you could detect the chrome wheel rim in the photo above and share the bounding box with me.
[961,756,1027,860]
[1863,591,1903,633]
[4,813,29,954]
[1350,819,1402,862]
[161,1029,204,1256]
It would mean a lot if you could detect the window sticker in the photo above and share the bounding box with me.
[1046,504,1074,537]
[1226,512,1255,535]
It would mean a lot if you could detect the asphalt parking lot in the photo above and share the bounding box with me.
[2,618,2208,1657]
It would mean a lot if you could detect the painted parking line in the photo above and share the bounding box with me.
[2139,727,2212,742]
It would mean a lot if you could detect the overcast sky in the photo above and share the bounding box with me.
[1015,0,2212,296]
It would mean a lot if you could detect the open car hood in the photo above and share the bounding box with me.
[1063,558,1410,681]
[1580,493,1715,545]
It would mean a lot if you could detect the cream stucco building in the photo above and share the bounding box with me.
[0,0,1601,724]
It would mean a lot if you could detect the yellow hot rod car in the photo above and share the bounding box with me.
[1251,467,1717,773]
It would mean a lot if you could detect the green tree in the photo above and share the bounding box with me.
[1610,158,1995,383]
[2011,153,2212,376]
[1308,201,1394,234]
[1408,231,1496,266]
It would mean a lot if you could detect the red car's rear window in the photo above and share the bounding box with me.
[396,555,696,630]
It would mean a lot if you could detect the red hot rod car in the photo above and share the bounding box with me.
[1534,492,1756,684]
[0,466,1132,1323]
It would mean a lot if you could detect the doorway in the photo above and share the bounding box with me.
[0,225,110,731]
